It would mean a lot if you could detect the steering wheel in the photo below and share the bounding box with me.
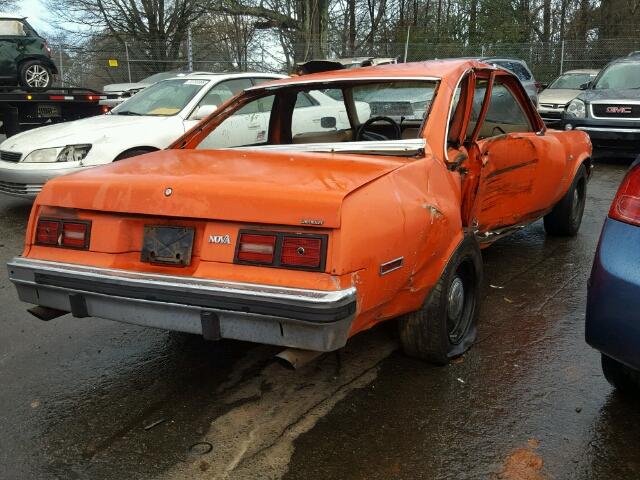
[356,116,402,141]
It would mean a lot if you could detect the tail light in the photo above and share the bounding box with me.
[61,222,90,248]
[237,233,276,264]
[281,236,322,268]
[535,81,542,91]
[235,230,327,271]
[35,218,91,249]
[36,220,60,245]
[43,41,52,56]
[609,164,640,226]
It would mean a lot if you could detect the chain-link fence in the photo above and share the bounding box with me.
[51,37,640,91]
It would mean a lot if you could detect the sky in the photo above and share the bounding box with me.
[18,0,51,34]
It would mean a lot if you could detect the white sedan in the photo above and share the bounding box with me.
[0,72,290,198]
[0,71,368,198]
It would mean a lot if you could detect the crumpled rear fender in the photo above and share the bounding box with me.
[332,151,465,336]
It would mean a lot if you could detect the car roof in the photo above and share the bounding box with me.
[163,72,287,82]
[247,59,495,90]
[607,56,640,65]
[0,13,25,20]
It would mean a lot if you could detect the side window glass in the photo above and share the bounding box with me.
[464,79,488,141]
[196,95,274,149]
[198,78,252,108]
[294,92,317,108]
[476,81,532,139]
[251,77,277,86]
[447,74,471,145]
[291,89,348,140]
[190,78,252,119]
[0,20,26,36]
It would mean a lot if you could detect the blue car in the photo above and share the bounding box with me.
[586,158,640,392]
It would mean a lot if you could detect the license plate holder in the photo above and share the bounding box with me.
[141,225,195,266]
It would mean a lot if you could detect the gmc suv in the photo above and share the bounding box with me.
[561,56,640,158]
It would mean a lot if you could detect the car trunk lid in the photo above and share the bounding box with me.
[36,149,411,228]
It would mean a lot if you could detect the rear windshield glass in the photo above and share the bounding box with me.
[594,62,640,90]
[548,73,597,89]
[112,79,208,116]
[352,81,435,122]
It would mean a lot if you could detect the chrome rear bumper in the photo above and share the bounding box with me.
[8,257,357,351]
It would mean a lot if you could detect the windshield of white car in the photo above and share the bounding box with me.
[548,73,596,89]
[594,62,640,90]
[113,79,209,116]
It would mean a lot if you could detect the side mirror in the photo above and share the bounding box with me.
[320,116,337,129]
[193,104,217,120]
[579,81,592,90]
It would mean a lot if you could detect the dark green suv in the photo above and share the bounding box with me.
[0,15,57,89]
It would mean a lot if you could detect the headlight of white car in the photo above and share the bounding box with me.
[57,144,92,162]
[565,99,586,119]
[22,145,92,163]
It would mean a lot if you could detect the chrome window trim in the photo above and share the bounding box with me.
[233,138,425,155]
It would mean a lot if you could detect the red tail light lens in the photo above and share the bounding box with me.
[35,218,91,249]
[609,165,640,226]
[237,233,276,263]
[235,230,327,271]
[61,222,90,248]
[36,220,60,245]
[281,236,322,268]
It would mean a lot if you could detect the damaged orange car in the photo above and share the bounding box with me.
[8,60,592,364]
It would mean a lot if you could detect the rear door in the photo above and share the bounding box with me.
[465,72,566,235]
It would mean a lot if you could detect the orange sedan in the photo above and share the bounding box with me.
[8,60,592,364]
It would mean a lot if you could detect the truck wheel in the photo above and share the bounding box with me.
[602,354,640,393]
[398,236,483,365]
[19,60,53,90]
[543,164,587,236]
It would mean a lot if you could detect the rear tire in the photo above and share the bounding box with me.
[543,163,587,236]
[19,60,53,90]
[602,354,640,393]
[398,236,483,365]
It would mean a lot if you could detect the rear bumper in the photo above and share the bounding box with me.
[586,218,640,371]
[8,257,357,352]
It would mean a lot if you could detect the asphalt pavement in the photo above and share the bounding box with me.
[0,160,638,480]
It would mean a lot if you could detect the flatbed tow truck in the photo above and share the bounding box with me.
[0,87,115,137]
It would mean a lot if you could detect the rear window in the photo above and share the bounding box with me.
[492,61,532,81]
[352,81,436,123]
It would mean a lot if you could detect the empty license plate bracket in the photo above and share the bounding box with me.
[141,225,195,266]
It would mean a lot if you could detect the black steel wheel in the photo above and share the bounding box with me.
[398,236,483,365]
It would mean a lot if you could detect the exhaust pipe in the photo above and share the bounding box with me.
[275,348,324,369]
[27,306,68,321]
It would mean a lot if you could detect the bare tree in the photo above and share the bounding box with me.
[44,0,206,74]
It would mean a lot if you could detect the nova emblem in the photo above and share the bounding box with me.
[301,219,324,225]
[606,106,632,114]
[208,234,231,245]
[164,187,173,197]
